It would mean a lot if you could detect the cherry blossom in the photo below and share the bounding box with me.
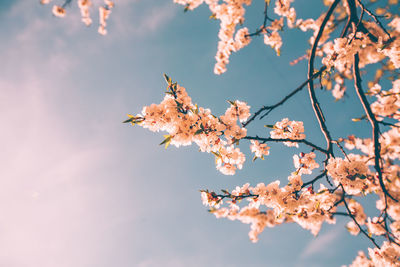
[124,1,400,265]
[42,0,114,34]
[41,0,400,265]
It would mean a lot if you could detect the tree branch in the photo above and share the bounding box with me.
[302,170,327,188]
[353,53,398,202]
[242,66,326,127]
[341,185,381,249]
[244,136,328,154]
[307,0,340,157]
[356,0,392,41]
[247,0,272,37]
[346,0,378,42]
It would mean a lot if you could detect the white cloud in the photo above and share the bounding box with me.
[110,0,177,37]
[300,227,342,260]
[0,9,121,266]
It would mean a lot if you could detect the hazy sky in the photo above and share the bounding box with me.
[1,1,377,266]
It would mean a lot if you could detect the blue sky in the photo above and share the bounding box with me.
[1,0,377,266]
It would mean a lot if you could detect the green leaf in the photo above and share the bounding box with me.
[123,117,134,123]
[163,73,172,85]
[227,100,236,106]
[159,135,172,149]
[123,114,137,124]
[194,129,203,135]
[264,124,275,129]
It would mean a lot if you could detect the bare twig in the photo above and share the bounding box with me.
[242,67,327,127]
[356,0,392,40]
[246,1,272,37]
[333,140,351,161]
[379,121,400,128]
[341,185,381,249]
[244,136,328,154]
[302,170,328,188]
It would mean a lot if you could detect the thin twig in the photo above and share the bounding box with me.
[244,136,328,154]
[333,140,351,161]
[246,1,272,37]
[242,66,326,128]
[302,170,328,187]
[341,185,381,249]
[379,121,400,128]
[356,0,392,40]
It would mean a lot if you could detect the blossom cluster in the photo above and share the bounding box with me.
[41,0,114,34]
[175,0,253,74]
[202,178,340,242]
[173,0,297,73]
[326,155,373,195]
[250,140,270,160]
[319,18,400,99]
[39,0,400,265]
[127,75,400,265]
[202,150,400,266]
[371,79,400,120]
[173,0,400,81]
[293,152,319,175]
[270,118,305,147]
[121,1,400,265]
[350,242,400,267]
[126,77,250,175]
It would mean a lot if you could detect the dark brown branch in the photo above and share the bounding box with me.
[353,53,397,202]
[242,66,326,128]
[341,186,381,249]
[302,170,327,188]
[379,121,400,128]
[356,0,392,40]
[215,193,258,201]
[340,13,352,38]
[246,1,272,37]
[333,140,351,161]
[348,4,365,44]
[346,0,378,42]
[332,211,351,217]
[244,136,328,154]
[307,0,339,157]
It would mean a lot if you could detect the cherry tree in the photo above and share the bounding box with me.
[42,0,400,265]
